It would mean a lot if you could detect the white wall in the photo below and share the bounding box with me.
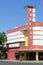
[33,35,43,39]
[7,34,24,40]
[33,26,43,30]
[7,38,25,43]
[7,31,24,37]
[33,26,43,46]
[33,40,43,45]
[7,31,25,43]
[33,31,43,35]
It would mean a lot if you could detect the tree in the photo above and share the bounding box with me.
[0,32,7,59]
[0,32,7,44]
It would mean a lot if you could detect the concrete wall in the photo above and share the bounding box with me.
[7,51,16,60]
[24,30,28,47]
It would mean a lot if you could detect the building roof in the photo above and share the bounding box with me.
[24,5,35,9]
[7,24,28,34]
[7,22,43,34]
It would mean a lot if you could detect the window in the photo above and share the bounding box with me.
[38,52,43,60]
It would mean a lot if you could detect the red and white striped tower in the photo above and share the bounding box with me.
[25,6,35,49]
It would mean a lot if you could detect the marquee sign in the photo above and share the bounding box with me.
[9,43,20,48]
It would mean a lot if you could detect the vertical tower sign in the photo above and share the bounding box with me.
[25,6,35,49]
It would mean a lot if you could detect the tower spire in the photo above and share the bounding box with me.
[25,5,36,22]
[25,5,36,49]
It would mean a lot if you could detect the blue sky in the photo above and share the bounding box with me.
[0,0,43,32]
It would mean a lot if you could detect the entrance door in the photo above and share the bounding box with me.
[15,52,20,60]
[29,52,36,60]
[38,52,43,60]
[26,52,29,60]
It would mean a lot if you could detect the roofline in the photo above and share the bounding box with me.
[7,21,43,34]
[24,5,35,9]
[7,24,28,34]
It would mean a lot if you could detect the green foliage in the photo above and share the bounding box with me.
[1,47,7,59]
[0,32,7,44]
[0,32,7,59]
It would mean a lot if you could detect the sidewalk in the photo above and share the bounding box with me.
[0,59,43,63]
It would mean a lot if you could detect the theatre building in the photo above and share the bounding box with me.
[7,6,43,61]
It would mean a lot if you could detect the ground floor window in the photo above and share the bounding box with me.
[14,51,43,61]
[38,52,43,60]
[29,52,36,60]
[26,52,36,60]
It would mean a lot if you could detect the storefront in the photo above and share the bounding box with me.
[15,51,43,61]
[15,51,36,61]
[38,52,43,60]
[7,5,43,62]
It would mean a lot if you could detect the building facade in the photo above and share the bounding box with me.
[7,6,43,61]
